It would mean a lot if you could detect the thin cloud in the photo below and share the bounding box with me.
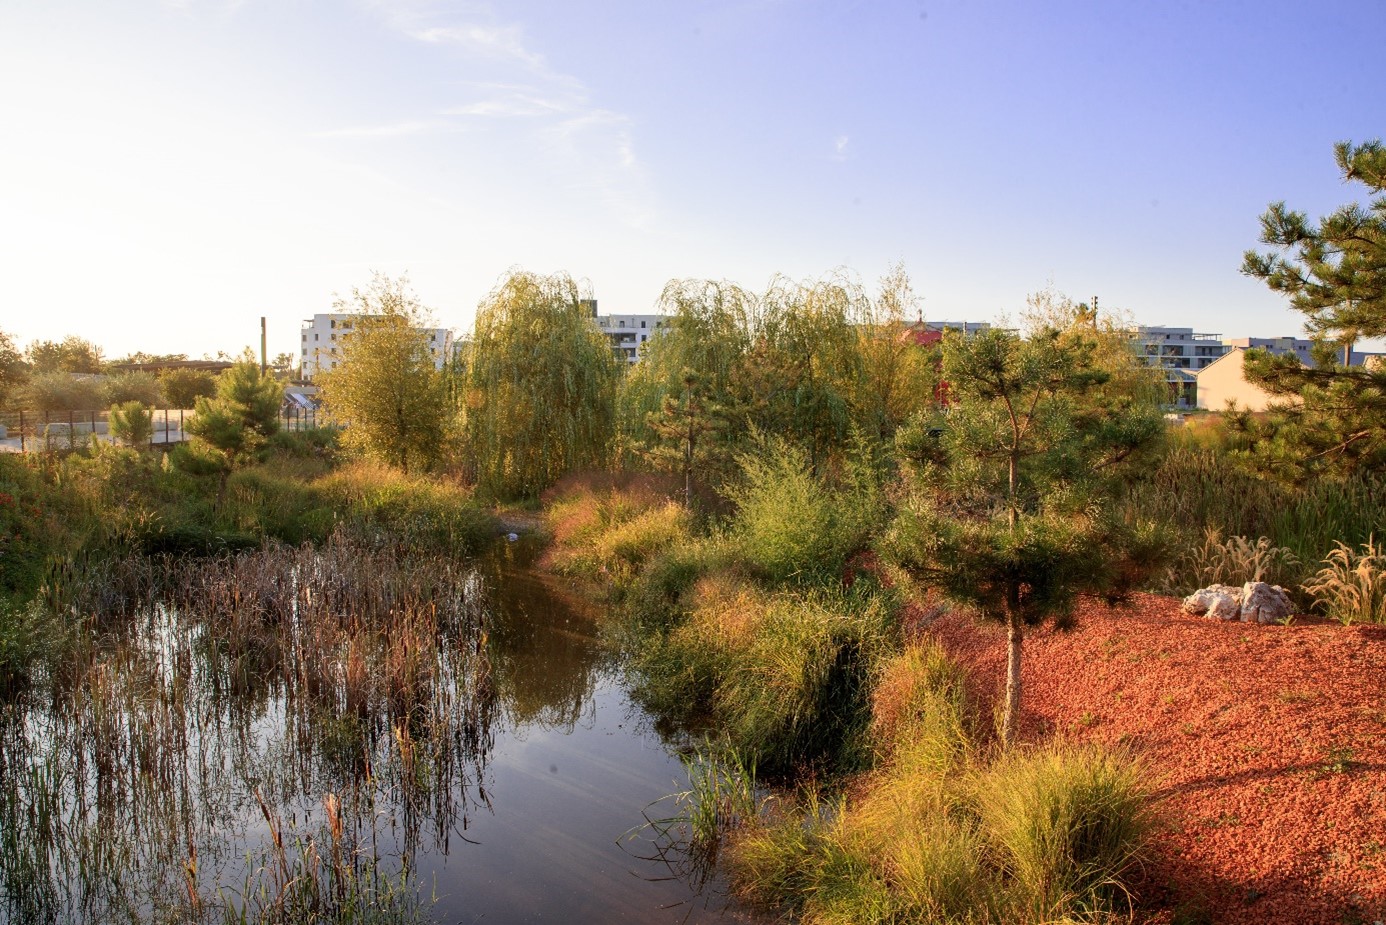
[832,134,850,161]
[311,119,452,139]
[407,24,545,68]
[347,1,653,228]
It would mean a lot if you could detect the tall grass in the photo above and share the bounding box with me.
[632,578,898,774]
[0,534,495,923]
[1123,438,1386,594]
[1302,538,1386,624]
[722,642,1157,925]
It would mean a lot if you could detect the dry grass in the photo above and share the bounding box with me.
[1303,537,1386,624]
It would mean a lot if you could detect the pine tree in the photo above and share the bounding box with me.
[886,328,1166,747]
[1239,139,1386,479]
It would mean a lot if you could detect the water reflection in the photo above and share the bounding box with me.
[0,537,753,924]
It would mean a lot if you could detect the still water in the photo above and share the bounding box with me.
[0,537,756,924]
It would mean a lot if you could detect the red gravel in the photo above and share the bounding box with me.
[923,595,1386,925]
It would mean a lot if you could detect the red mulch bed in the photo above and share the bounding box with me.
[921,595,1386,925]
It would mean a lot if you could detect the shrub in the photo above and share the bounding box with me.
[108,401,154,446]
[642,581,897,774]
[727,436,873,585]
[102,371,161,408]
[1302,538,1386,625]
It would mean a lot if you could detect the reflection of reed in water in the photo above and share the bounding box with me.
[0,534,498,923]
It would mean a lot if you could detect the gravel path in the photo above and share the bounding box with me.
[922,595,1386,925]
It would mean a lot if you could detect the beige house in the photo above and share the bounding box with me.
[1196,347,1298,412]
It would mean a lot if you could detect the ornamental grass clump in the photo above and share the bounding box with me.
[723,643,1157,924]
[973,743,1156,922]
[1303,537,1386,624]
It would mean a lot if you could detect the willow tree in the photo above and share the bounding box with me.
[619,278,753,472]
[735,273,865,474]
[886,328,1166,747]
[464,271,619,499]
[316,275,450,475]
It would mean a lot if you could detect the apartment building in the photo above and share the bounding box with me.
[583,299,668,364]
[1130,326,1230,408]
[300,313,452,381]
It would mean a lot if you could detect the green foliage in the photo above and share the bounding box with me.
[316,274,452,475]
[465,271,620,499]
[636,579,897,774]
[0,601,56,696]
[17,371,102,412]
[0,328,25,412]
[187,361,282,472]
[886,327,1167,746]
[25,335,103,374]
[1120,432,1386,595]
[107,401,154,446]
[727,434,879,585]
[158,367,218,409]
[621,268,943,489]
[101,371,161,407]
[1239,139,1386,480]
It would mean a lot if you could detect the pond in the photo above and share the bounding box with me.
[0,535,758,924]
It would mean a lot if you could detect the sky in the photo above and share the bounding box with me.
[2,0,1385,362]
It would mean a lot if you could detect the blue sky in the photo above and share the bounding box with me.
[2,0,1384,360]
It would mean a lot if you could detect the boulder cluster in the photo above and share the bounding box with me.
[1181,582,1296,625]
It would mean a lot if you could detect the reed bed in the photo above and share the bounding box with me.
[0,534,497,924]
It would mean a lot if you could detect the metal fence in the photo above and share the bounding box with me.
[0,407,320,453]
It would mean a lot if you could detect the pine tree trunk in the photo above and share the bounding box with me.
[1003,610,1024,748]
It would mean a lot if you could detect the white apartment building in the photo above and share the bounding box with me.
[300,313,453,381]
[1130,326,1230,408]
[581,299,668,364]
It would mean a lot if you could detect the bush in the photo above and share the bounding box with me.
[102,371,161,407]
[108,401,154,446]
[727,436,875,585]
[637,580,897,774]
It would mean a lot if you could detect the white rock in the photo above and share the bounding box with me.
[1240,581,1295,624]
[1182,585,1243,620]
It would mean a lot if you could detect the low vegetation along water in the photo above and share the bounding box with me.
[0,535,751,924]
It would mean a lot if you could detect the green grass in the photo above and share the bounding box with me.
[1123,437,1386,595]
[718,642,1156,925]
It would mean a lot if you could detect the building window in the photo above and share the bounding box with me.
[314,333,319,341]
[619,320,625,328]
[640,320,646,328]
[330,319,336,329]
[301,333,307,342]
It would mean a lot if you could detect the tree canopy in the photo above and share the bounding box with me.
[464,271,620,499]
[1239,139,1386,480]
[26,336,104,374]
[316,274,451,474]
[886,327,1166,747]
